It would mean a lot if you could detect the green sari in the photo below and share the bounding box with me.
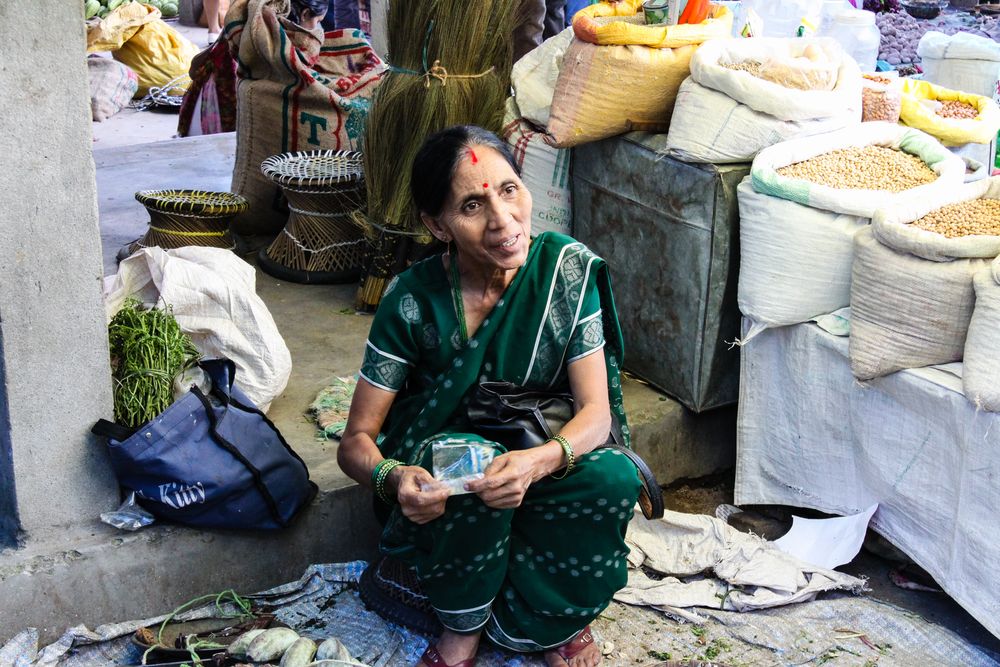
[359,232,641,651]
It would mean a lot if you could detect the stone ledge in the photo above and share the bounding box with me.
[0,483,380,645]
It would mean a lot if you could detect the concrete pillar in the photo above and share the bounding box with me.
[0,1,119,544]
[369,0,388,58]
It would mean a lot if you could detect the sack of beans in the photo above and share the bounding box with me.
[850,177,1000,381]
[545,1,733,148]
[861,75,902,124]
[918,31,1000,101]
[964,255,1000,411]
[898,79,1000,147]
[665,38,862,164]
[738,123,965,343]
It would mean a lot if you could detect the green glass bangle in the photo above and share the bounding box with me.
[549,434,575,480]
[372,458,403,504]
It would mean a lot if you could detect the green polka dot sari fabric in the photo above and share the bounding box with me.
[358,232,640,651]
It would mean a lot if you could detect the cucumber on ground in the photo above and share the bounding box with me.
[315,637,353,662]
[280,637,317,667]
[247,627,301,662]
[227,629,266,658]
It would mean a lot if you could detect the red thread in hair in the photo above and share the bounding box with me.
[469,149,479,164]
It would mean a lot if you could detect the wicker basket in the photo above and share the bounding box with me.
[126,189,248,257]
[258,150,367,284]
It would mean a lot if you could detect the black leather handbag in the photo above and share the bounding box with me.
[468,381,664,519]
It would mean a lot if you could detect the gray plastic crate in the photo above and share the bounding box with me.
[573,132,747,413]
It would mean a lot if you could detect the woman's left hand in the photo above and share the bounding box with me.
[466,449,556,508]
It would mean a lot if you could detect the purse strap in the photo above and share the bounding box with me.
[192,385,289,527]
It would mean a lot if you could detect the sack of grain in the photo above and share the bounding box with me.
[226,0,385,236]
[849,177,1000,380]
[964,255,1000,411]
[511,26,575,130]
[501,98,573,236]
[666,38,861,163]
[898,79,1000,147]
[545,0,732,148]
[88,56,139,121]
[738,123,965,343]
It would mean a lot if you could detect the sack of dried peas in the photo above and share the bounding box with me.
[964,254,1000,411]
[899,79,1000,147]
[737,123,965,344]
[849,177,1000,381]
[665,38,861,164]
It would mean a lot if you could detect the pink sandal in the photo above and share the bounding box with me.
[556,625,596,662]
[419,643,476,667]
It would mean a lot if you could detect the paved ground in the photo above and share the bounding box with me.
[86,51,1000,660]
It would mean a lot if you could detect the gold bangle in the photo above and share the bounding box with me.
[549,434,575,480]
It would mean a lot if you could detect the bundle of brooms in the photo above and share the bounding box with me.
[355,0,520,311]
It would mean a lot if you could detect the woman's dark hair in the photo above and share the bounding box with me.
[410,125,521,218]
[289,0,328,23]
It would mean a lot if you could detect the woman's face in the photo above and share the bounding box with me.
[423,146,532,274]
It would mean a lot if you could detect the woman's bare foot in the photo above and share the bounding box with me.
[417,629,481,666]
[543,626,602,667]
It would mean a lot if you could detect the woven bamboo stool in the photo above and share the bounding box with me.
[258,150,367,284]
[124,189,248,259]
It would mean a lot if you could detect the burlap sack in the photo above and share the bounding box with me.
[545,1,731,148]
[88,56,139,121]
[226,0,385,235]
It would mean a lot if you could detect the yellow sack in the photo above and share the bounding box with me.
[87,3,197,97]
[547,3,732,148]
[899,79,1000,146]
[573,0,732,48]
[86,2,156,52]
[116,19,199,96]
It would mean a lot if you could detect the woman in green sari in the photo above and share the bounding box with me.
[339,126,641,667]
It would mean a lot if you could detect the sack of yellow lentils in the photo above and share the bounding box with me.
[544,0,732,148]
[964,253,1000,411]
[850,177,1000,381]
[737,123,965,344]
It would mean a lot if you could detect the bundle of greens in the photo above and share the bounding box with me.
[109,298,199,429]
[356,0,520,311]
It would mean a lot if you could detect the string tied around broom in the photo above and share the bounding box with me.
[389,20,496,88]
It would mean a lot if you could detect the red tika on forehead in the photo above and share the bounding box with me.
[483,182,489,189]
[469,149,479,165]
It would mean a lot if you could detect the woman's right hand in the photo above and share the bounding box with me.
[390,465,451,525]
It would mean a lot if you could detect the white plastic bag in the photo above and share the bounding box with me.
[964,256,1000,411]
[849,178,1000,381]
[104,246,292,411]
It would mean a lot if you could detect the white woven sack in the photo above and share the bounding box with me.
[964,256,1000,411]
[666,78,857,164]
[751,122,966,218]
[690,38,862,122]
[103,246,292,411]
[511,26,575,130]
[501,98,573,236]
[849,178,1000,381]
[918,31,1000,101]
[737,178,868,342]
